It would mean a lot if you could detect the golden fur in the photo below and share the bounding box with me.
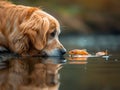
[0,1,66,56]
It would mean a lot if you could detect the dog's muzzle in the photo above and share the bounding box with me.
[41,48,66,57]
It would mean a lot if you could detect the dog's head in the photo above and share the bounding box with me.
[19,9,66,56]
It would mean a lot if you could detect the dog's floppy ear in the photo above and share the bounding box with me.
[20,14,50,50]
[33,17,49,50]
[30,17,49,50]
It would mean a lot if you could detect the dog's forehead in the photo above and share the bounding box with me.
[36,10,60,33]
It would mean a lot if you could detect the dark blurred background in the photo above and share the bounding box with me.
[10,0,120,35]
[10,0,120,52]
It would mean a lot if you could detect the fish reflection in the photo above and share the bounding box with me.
[0,57,65,90]
[68,57,88,64]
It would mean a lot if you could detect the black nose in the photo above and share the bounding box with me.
[59,48,66,55]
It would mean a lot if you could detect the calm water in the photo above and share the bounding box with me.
[0,53,120,90]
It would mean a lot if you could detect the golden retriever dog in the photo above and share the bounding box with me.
[0,1,66,56]
[0,57,62,90]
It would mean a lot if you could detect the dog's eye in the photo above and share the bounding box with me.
[50,30,56,37]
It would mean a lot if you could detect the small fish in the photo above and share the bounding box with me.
[69,49,89,55]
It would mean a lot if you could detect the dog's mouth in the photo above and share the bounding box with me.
[40,49,66,57]
[40,51,48,57]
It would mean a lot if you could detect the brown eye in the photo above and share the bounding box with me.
[50,30,56,37]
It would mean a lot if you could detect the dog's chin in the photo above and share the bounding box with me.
[41,49,63,57]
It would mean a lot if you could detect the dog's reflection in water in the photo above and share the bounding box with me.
[0,57,64,90]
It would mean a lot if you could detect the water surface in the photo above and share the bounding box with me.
[0,53,120,90]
